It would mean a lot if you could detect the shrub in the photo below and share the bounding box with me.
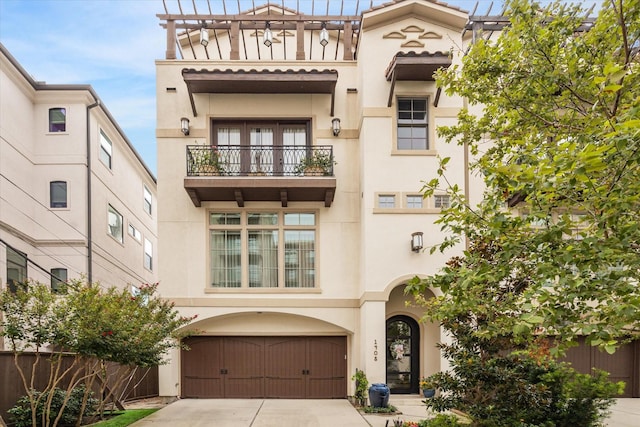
[8,386,98,427]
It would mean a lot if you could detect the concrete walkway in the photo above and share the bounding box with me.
[128,396,640,426]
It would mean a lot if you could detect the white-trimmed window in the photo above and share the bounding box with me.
[144,238,153,271]
[108,204,123,243]
[397,98,429,150]
[50,181,67,208]
[49,108,66,132]
[51,268,67,293]
[143,185,152,215]
[128,223,142,242]
[434,195,450,209]
[378,195,396,208]
[99,130,112,169]
[209,211,316,289]
[406,195,424,209]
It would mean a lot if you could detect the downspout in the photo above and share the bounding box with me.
[86,99,100,283]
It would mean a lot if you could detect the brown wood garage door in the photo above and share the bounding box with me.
[562,338,639,397]
[181,336,347,399]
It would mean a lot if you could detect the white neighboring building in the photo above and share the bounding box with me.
[0,43,157,318]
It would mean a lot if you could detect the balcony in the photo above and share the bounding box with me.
[184,145,336,208]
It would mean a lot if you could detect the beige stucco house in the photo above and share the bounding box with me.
[0,44,158,317]
[155,0,484,399]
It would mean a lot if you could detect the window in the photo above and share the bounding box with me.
[209,211,316,289]
[214,120,309,174]
[49,108,66,132]
[7,246,27,292]
[378,195,396,208]
[51,268,67,293]
[406,195,424,209]
[144,238,153,271]
[397,98,428,150]
[99,130,112,169]
[128,223,142,242]
[143,185,152,215]
[50,181,67,208]
[108,204,123,243]
[434,195,450,209]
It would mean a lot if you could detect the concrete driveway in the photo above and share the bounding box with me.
[129,396,640,427]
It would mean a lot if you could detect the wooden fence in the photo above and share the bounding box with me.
[0,351,158,425]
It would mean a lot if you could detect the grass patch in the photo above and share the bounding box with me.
[87,409,158,427]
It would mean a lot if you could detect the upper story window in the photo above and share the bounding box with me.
[397,98,428,150]
[434,195,450,209]
[48,108,66,132]
[128,223,142,242]
[144,238,153,271]
[51,268,67,293]
[213,120,309,174]
[143,185,152,215]
[209,211,316,289]
[108,204,123,243]
[406,195,424,208]
[378,195,396,208]
[99,130,112,169]
[7,246,27,293]
[50,181,67,208]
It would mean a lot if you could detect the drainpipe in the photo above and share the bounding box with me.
[86,99,100,284]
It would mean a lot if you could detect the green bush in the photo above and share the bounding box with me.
[8,385,98,427]
[423,414,462,426]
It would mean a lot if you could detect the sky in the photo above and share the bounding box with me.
[0,0,591,176]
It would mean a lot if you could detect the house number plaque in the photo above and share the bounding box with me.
[373,339,379,361]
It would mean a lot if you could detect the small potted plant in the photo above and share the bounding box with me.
[194,145,225,175]
[294,151,336,176]
[420,377,436,398]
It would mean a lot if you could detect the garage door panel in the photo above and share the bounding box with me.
[181,337,224,398]
[224,337,266,398]
[308,337,347,398]
[265,337,306,398]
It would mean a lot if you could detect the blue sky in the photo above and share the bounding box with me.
[1,0,579,176]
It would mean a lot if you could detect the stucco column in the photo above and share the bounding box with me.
[159,347,180,397]
[359,300,387,385]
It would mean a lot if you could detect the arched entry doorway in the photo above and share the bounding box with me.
[386,315,419,394]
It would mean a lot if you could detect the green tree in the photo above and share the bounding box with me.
[410,0,640,353]
[0,280,195,427]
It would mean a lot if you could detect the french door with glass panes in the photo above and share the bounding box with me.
[213,121,309,175]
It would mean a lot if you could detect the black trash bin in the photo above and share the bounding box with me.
[368,383,390,407]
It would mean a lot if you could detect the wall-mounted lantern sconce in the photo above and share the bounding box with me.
[332,117,341,136]
[411,232,424,253]
[180,117,190,136]
[200,24,209,47]
[319,22,329,47]
[263,22,273,47]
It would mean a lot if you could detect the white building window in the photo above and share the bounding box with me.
[50,181,67,208]
[128,223,142,242]
[99,130,112,169]
[48,108,66,132]
[51,268,67,293]
[397,98,428,150]
[143,185,152,215]
[144,238,153,271]
[108,204,123,243]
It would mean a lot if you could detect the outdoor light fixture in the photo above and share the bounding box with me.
[263,22,273,47]
[332,117,341,136]
[180,117,190,136]
[319,22,329,47]
[200,25,209,47]
[411,232,424,253]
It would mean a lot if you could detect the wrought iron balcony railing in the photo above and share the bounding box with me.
[186,145,335,177]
